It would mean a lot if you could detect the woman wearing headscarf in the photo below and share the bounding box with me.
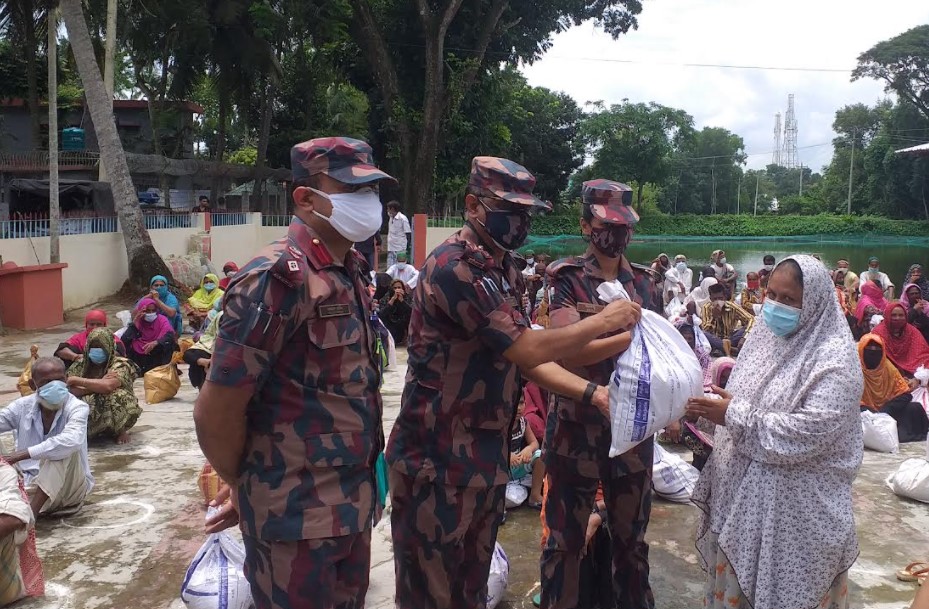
[183,301,223,390]
[686,255,862,609]
[858,333,929,443]
[379,278,413,345]
[122,298,176,374]
[148,275,183,335]
[682,356,736,472]
[855,280,888,333]
[66,328,142,444]
[186,273,224,328]
[904,263,929,300]
[902,283,929,345]
[740,272,764,315]
[55,310,125,363]
[872,301,929,375]
[218,262,239,291]
[687,276,719,311]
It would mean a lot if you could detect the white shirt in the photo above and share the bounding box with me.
[386,263,419,289]
[387,212,411,252]
[713,262,736,281]
[860,269,894,291]
[0,394,94,492]
[0,462,32,545]
[664,267,693,296]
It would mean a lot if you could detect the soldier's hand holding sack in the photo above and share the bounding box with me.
[597,280,704,457]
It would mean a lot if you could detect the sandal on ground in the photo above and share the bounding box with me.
[897,562,929,582]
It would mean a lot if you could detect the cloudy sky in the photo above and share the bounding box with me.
[520,0,929,172]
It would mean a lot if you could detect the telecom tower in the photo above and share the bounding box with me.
[772,113,783,166]
[783,94,799,169]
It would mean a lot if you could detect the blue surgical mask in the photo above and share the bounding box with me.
[763,299,802,338]
[144,312,158,323]
[37,380,70,410]
[676,262,687,273]
[88,348,108,364]
[204,282,217,292]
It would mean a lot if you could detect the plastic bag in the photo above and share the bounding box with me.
[485,542,509,609]
[861,411,899,453]
[913,367,929,415]
[172,338,194,365]
[16,345,39,397]
[115,310,132,328]
[598,281,704,457]
[144,363,181,404]
[886,458,929,503]
[180,509,254,609]
[652,443,700,503]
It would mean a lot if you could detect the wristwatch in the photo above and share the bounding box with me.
[582,382,598,407]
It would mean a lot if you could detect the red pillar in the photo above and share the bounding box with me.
[413,213,428,268]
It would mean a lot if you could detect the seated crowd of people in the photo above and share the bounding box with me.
[0,270,234,605]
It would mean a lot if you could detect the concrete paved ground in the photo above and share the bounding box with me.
[0,305,927,609]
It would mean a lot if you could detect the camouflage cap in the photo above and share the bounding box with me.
[469,156,551,211]
[291,136,396,185]
[582,179,639,225]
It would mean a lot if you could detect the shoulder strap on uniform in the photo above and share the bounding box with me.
[630,262,662,282]
[546,256,584,278]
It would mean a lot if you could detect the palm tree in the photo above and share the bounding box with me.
[59,0,174,288]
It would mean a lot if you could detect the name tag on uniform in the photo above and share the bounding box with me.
[318,304,352,318]
[577,303,604,315]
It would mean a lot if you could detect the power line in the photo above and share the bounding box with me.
[393,42,854,73]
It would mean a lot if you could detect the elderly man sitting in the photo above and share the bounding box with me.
[700,282,755,356]
[0,358,93,518]
[385,251,419,289]
[0,459,43,606]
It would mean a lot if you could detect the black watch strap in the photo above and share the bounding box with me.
[582,381,598,406]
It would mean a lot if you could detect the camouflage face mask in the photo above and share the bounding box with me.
[476,200,531,251]
[589,224,631,258]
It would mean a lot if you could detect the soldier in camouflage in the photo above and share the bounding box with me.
[386,158,643,609]
[193,136,394,609]
[539,179,662,609]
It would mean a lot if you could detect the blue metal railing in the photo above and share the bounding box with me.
[211,213,249,227]
[0,216,119,239]
[144,214,192,230]
[261,215,292,227]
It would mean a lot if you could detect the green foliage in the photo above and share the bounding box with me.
[853,24,929,120]
[225,145,258,166]
[581,101,694,206]
[530,212,929,237]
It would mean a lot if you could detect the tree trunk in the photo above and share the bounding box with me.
[636,182,644,211]
[98,0,117,182]
[144,97,172,209]
[24,10,41,148]
[60,0,174,288]
[48,7,59,264]
[211,97,228,204]
[252,79,273,212]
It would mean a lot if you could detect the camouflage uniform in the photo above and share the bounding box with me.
[207,137,394,609]
[386,157,548,609]
[540,179,661,609]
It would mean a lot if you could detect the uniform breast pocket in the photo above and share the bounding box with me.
[307,314,363,350]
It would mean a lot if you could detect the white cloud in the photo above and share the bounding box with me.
[520,0,929,172]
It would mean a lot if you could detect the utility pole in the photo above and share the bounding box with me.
[847,130,856,215]
[799,164,803,197]
[49,7,59,263]
[753,174,760,216]
[99,0,117,182]
[711,160,717,215]
[737,173,742,214]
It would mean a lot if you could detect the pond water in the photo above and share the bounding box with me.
[523,235,929,293]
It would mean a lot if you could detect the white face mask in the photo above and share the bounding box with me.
[144,312,158,323]
[311,187,383,242]
[675,262,687,273]
[718,257,727,265]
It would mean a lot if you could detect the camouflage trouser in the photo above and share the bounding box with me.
[389,468,505,609]
[242,529,372,609]
[540,453,654,609]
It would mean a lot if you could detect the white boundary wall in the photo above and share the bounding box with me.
[0,215,456,310]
